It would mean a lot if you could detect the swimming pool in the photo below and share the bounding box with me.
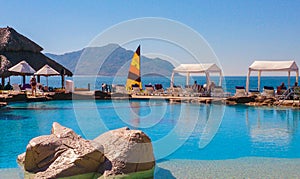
[0,100,300,176]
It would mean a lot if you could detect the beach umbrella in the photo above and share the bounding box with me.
[35,64,60,86]
[8,60,36,84]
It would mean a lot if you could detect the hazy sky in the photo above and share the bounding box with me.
[1,0,300,75]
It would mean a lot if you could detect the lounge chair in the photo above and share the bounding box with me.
[235,86,247,97]
[145,84,154,95]
[131,84,142,95]
[172,86,183,97]
[293,86,300,101]
[249,89,260,96]
[10,84,22,95]
[262,86,275,97]
[184,85,194,97]
[21,84,31,91]
[212,86,230,97]
[12,84,21,91]
[114,85,127,94]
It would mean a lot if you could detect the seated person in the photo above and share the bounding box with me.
[43,86,49,92]
[293,82,298,89]
[277,82,287,95]
[192,81,198,91]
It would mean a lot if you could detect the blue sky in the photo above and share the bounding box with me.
[1,0,300,75]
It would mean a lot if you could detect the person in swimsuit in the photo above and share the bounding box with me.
[30,76,37,96]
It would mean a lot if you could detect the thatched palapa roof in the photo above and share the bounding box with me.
[0,27,72,77]
[0,27,43,53]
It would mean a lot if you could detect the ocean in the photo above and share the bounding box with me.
[7,75,298,95]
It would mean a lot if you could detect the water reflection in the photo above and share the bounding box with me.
[199,104,225,148]
[130,101,140,129]
[245,107,299,150]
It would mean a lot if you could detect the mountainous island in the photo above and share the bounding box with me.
[46,44,174,77]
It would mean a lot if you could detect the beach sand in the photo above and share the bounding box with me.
[1,157,300,178]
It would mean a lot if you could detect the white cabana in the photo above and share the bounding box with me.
[35,64,60,86]
[246,60,299,92]
[170,63,223,87]
[8,60,36,85]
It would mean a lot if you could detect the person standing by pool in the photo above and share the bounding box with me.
[30,75,37,96]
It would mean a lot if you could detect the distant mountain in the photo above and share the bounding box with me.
[46,44,174,77]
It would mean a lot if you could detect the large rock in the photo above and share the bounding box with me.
[93,127,155,177]
[18,122,105,178]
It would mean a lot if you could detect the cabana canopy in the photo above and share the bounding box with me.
[35,64,60,86]
[8,60,36,85]
[246,60,299,92]
[171,63,222,87]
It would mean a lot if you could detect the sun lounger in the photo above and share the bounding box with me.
[154,84,165,95]
[293,87,300,101]
[235,86,247,97]
[12,84,21,92]
[249,89,260,95]
[212,86,230,97]
[172,86,183,97]
[114,85,127,94]
[145,84,154,95]
[262,86,275,97]
[10,84,22,95]
[131,84,142,95]
[184,87,194,97]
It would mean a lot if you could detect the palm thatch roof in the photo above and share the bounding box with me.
[0,27,43,52]
[0,27,72,76]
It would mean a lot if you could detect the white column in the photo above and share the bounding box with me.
[186,72,190,86]
[219,72,222,86]
[205,72,210,85]
[170,72,174,88]
[258,71,261,91]
[288,71,291,88]
[246,70,251,93]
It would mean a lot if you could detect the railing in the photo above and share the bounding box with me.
[277,87,300,106]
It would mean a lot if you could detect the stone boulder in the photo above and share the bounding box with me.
[18,122,105,178]
[93,127,155,177]
[227,96,255,104]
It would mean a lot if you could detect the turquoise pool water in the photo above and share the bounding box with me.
[0,100,300,172]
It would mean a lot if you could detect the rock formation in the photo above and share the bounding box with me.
[93,127,155,177]
[18,122,155,178]
[18,122,105,178]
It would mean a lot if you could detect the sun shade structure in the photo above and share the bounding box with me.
[0,27,72,87]
[8,60,36,85]
[8,60,36,74]
[246,60,299,92]
[35,64,60,86]
[170,63,223,87]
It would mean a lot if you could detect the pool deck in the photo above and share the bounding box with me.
[0,90,299,108]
